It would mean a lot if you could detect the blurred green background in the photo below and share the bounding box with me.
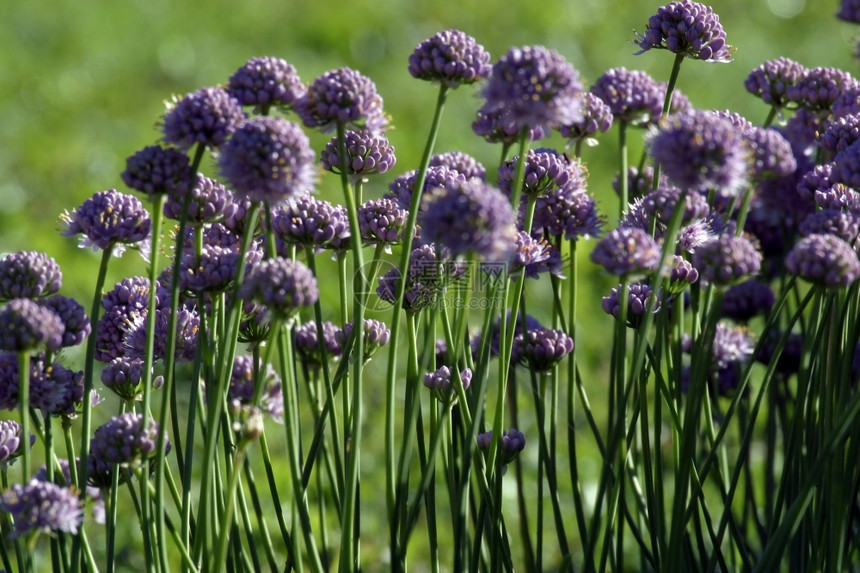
[0,0,857,568]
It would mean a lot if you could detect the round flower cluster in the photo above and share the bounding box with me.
[429,151,486,181]
[0,251,63,301]
[408,29,492,88]
[320,129,396,182]
[0,298,64,352]
[744,57,806,108]
[296,67,388,135]
[786,67,857,112]
[122,144,192,199]
[0,479,83,537]
[509,232,557,279]
[227,56,305,111]
[601,282,660,329]
[636,0,733,62]
[335,319,391,363]
[377,244,462,314]
[238,257,319,318]
[40,295,91,348]
[294,320,343,369]
[62,189,151,255]
[497,148,573,198]
[785,233,860,288]
[590,68,663,126]
[721,279,776,323]
[423,365,473,405]
[123,306,200,363]
[162,87,245,150]
[88,413,169,487]
[559,91,613,144]
[590,226,661,277]
[228,355,284,422]
[667,256,699,294]
[357,198,410,247]
[472,106,547,145]
[692,234,762,286]
[386,165,465,210]
[101,356,164,401]
[476,428,526,466]
[0,420,27,467]
[272,195,351,252]
[513,327,574,373]
[163,174,235,225]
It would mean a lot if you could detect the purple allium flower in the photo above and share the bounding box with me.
[676,218,717,254]
[601,282,660,328]
[819,114,860,154]
[780,108,824,159]
[219,116,316,204]
[532,183,603,242]
[0,251,62,301]
[296,67,388,135]
[839,0,860,24]
[668,255,699,294]
[227,56,305,111]
[756,330,803,377]
[358,198,410,247]
[294,320,343,368]
[744,57,806,108]
[712,322,755,370]
[377,244,462,314]
[163,174,235,225]
[176,244,243,294]
[88,413,169,487]
[238,257,318,317]
[590,226,661,277]
[787,67,857,113]
[124,306,199,363]
[0,299,63,352]
[423,365,472,405]
[481,45,582,135]
[613,166,662,199]
[692,234,761,286]
[834,83,860,119]
[0,479,83,536]
[590,68,663,126]
[162,87,245,150]
[509,232,553,279]
[513,327,574,373]
[0,420,28,468]
[385,165,466,211]
[648,110,749,195]
[94,306,142,363]
[635,0,732,62]
[429,151,486,181]
[623,185,710,240]
[722,279,775,322]
[785,233,860,287]
[472,106,548,145]
[744,126,796,181]
[420,179,517,261]
[61,189,151,256]
[834,140,860,190]
[814,183,860,213]
[271,196,351,252]
[799,209,860,245]
[408,29,491,88]
[320,129,396,183]
[122,145,191,199]
[797,163,836,202]
[498,148,573,198]
[103,276,164,313]
[101,356,163,401]
[30,359,84,417]
[559,91,613,143]
[35,458,105,525]
[228,355,283,422]
[335,319,390,363]
[39,295,90,348]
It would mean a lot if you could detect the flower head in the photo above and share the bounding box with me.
[295,320,343,369]
[227,56,305,111]
[162,87,245,150]
[480,45,582,135]
[590,68,664,126]
[472,106,548,144]
[0,420,28,468]
[408,29,491,87]
[692,234,762,286]
[0,479,83,537]
[163,174,235,225]
[238,258,318,318]
[0,299,63,352]
[0,251,62,301]
[601,282,660,328]
[376,244,464,314]
[744,57,806,108]
[39,295,90,348]
[513,327,574,373]
[296,67,388,135]
[335,319,391,362]
[477,428,526,466]
[668,255,699,294]
[30,359,85,417]
[61,190,151,255]
[219,116,316,204]
[786,67,857,113]
[122,145,192,199]
[722,279,775,322]
[636,1,733,62]
[101,356,163,401]
[559,91,614,144]
[124,307,200,363]
[385,165,466,211]
[423,365,472,405]
[498,148,573,198]
[429,151,487,181]
[320,129,396,183]
[590,226,661,277]
[228,355,283,422]
[88,413,169,487]
[358,198,410,247]
[272,196,351,251]
[531,184,603,241]
[785,233,860,288]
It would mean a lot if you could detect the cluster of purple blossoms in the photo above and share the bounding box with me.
[742,126,797,181]
[622,185,711,241]
[798,209,859,246]
[559,91,614,145]
[692,234,762,286]
[838,0,860,24]
[163,174,236,225]
[41,295,91,348]
[358,198,410,247]
[227,56,305,112]
[238,257,318,318]
[590,226,661,277]
[0,251,63,301]
[420,179,517,261]
[26,357,86,417]
[296,67,388,135]
[814,184,860,213]
[122,144,192,199]
[88,413,169,487]
[513,327,574,373]
[377,244,464,314]
[476,428,526,466]
[35,458,105,525]
[509,232,562,279]
[590,68,663,127]
[219,116,316,204]
[710,322,755,395]
[636,0,733,62]
[386,165,466,211]
[62,189,151,256]
[423,365,472,405]
[162,87,245,150]
[480,45,582,136]
[228,355,284,422]
[0,299,64,353]
[472,106,547,145]
[272,195,351,252]
[744,57,806,109]
[498,148,573,198]
[786,67,857,113]
[335,319,391,363]
[408,29,491,88]
[320,129,396,183]
[785,233,860,288]
[101,356,163,401]
[176,243,244,295]
[429,151,486,181]
[819,115,860,154]
[648,110,749,195]
[667,255,699,295]
[0,479,83,537]
[94,276,167,362]
[0,420,28,468]
[721,279,776,322]
[601,282,660,329]
[797,163,836,202]
[124,306,200,363]
[531,184,603,242]
[294,320,343,369]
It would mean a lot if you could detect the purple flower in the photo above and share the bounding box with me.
[834,140,860,189]
[635,1,733,62]
[514,327,574,373]
[385,165,466,211]
[0,353,19,409]
[0,479,83,536]
[622,185,711,240]
[35,458,105,525]
[163,174,235,225]
[408,29,491,88]
[39,295,90,348]
[376,244,462,314]
[786,67,857,113]
[0,299,63,352]
[509,232,557,279]
[238,257,318,317]
[228,355,283,422]
[296,67,388,135]
[94,305,143,363]
[722,279,775,322]
[668,255,699,294]
[420,179,517,261]
[559,91,614,143]
[423,365,472,405]
[335,319,390,362]
[814,183,860,213]
[320,129,396,182]
[472,106,547,145]
[102,276,165,313]
[429,151,486,181]
[601,282,660,328]
[477,428,526,466]
[122,145,192,199]
[711,322,755,370]
[162,87,245,150]
[481,45,582,135]
[30,358,85,417]
[692,234,762,286]
[61,189,151,256]
[833,83,860,118]
[531,184,603,241]
[124,306,200,363]
[101,356,163,401]
[799,209,860,246]
[785,233,860,288]
[590,226,661,277]
[176,244,245,295]
[0,420,27,467]
[590,68,663,126]
[272,196,351,251]
[358,198,410,247]
[227,56,305,111]
[648,111,749,195]
[0,251,62,301]
[819,115,860,154]
[744,127,796,181]
[88,413,169,487]
[797,163,836,202]
[219,116,316,204]
[294,320,343,368]
[744,57,806,108]
[498,148,573,198]
[838,0,860,23]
